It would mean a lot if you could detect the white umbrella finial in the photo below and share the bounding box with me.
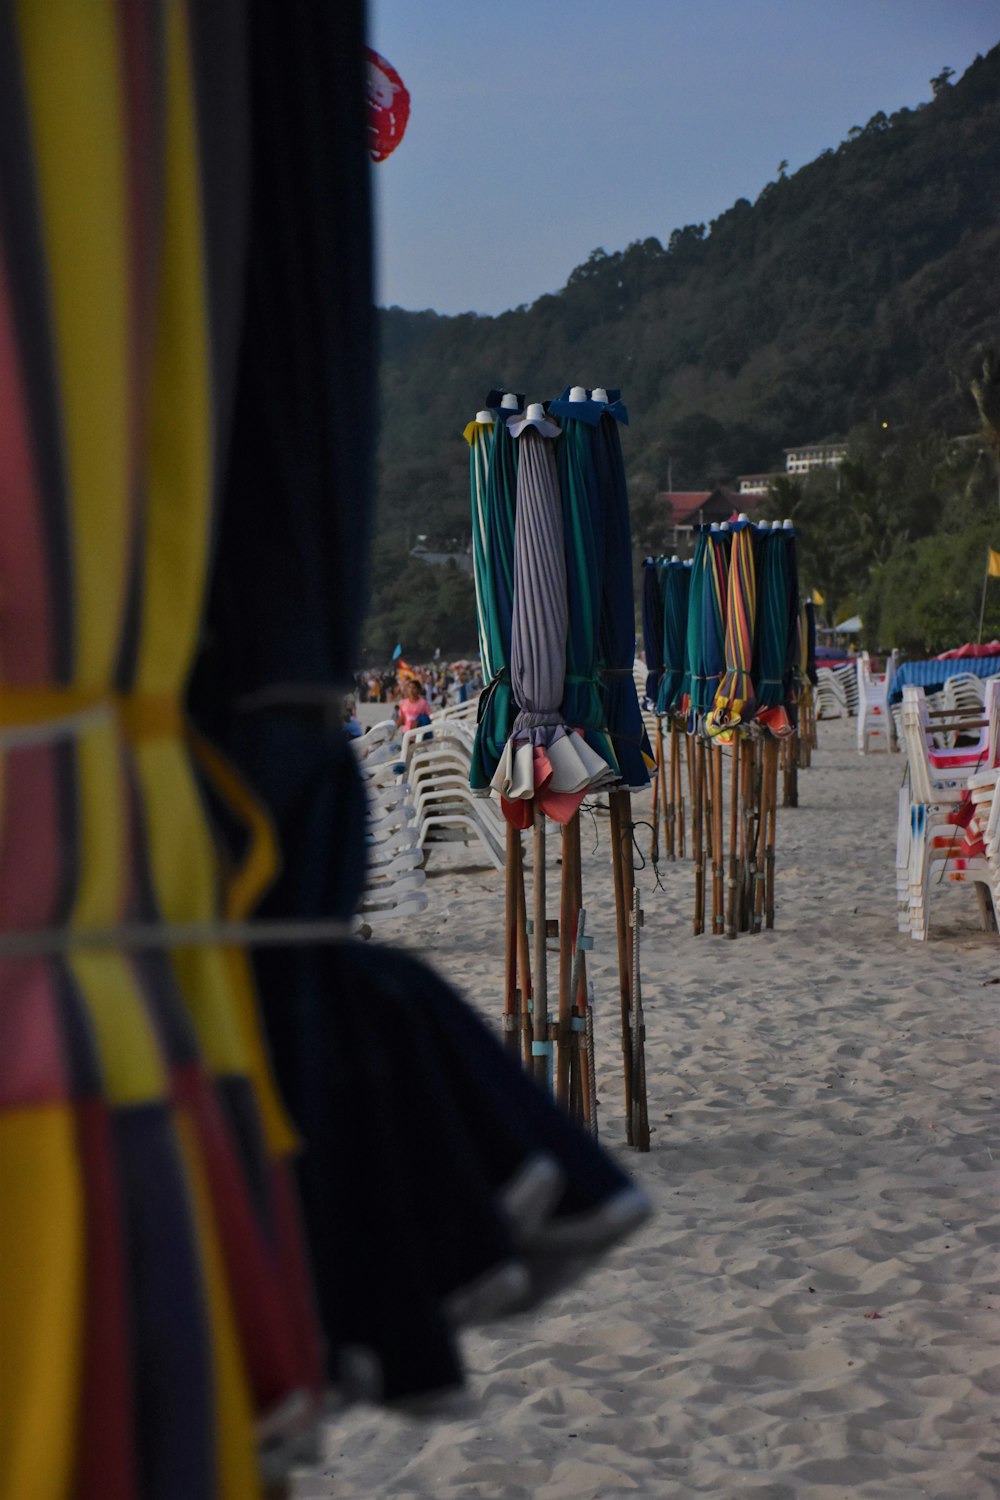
[569,385,587,402]
[591,386,609,403]
[501,391,519,410]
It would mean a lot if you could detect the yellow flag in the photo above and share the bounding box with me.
[988,547,1000,579]
[811,587,825,606]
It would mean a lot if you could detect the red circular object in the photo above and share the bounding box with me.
[366,47,410,163]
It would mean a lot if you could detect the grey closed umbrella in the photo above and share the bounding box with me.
[492,408,612,826]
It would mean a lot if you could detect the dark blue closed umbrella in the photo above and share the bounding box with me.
[642,559,664,706]
[592,394,650,789]
[658,559,691,713]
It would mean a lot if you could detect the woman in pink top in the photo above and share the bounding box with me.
[397,677,432,732]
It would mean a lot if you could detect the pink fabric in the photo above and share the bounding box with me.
[0,744,64,930]
[0,245,53,683]
[0,964,69,1106]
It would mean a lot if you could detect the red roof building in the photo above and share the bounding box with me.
[655,487,746,553]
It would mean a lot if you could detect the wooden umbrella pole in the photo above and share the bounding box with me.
[608,789,634,1143]
[752,737,768,934]
[630,885,650,1151]
[693,735,707,934]
[712,742,725,933]
[685,726,695,856]
[566,819,593,1130]
[650,720,662,864]
[676,721,686,859]
[503,824,521,1052]
[514,834,533,1067]
[726,733,741,939]
[765,736,779,929]
[740,733,755,932]
[557,817,576,1107]
[665,719,676,860]
[531,807,551,1089]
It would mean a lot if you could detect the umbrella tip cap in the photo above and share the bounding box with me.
[475,409,493,424]
[783,517,795,529]
[591,386,609,403]
[738,511,749,522]
[569,385,587,402]
[526,402,546,420]
[501,392,519,409]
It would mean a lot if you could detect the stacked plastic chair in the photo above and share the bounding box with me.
[897,681,1000,938]
[815,665,848,718]
[856,650,894,752]
[399,702,507,870]
[353,720,429,922]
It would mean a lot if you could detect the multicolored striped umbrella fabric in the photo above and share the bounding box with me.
[708,518,758,734]
[0,8,319,1496]
[698,528,731,715]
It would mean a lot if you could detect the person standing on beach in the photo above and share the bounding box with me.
[397,676,432,731]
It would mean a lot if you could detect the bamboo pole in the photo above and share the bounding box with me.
[630,886,650,1151]
[503,824,521,1052]
[566,822,593,1130]
[532,808,550,1089]
[765,738,779,929]
[650,720,662,864]
[665,719,677,860]
[752,737,768,934]
[712,742,725,934]
[693,736,705,934]
[684,725,695,858]
[726,733,740,939]
[557,817,576,1106]
[608,789,635,1144]
[514,836,533,1067]
[675,721,685,859]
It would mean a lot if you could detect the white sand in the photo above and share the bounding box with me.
[299,716,1000,1499]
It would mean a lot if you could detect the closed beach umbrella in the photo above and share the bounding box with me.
[464,409,495,682]
[547,387,619,782]
[642,558,665,706]
[593,392,651,789]
[491,411,611,824]
[753,522,797,736]
[682,526,710,721]
[657,559,692,713]
[699,526,731,715]
[471,391,521,790]
[707,517,758,736]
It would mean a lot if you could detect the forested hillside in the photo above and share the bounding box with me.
[366,48,1000,659]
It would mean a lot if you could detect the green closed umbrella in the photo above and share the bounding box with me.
[548,387,618,782]
[471,392,522,789]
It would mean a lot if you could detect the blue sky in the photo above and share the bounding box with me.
[369,0,999,315]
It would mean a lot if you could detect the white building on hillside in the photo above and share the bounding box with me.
[783,441,848,475]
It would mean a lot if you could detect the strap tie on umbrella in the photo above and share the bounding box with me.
[0,684,279,920]
[476,667,509,724]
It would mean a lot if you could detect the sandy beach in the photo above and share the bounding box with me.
[300,715,999,1499]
